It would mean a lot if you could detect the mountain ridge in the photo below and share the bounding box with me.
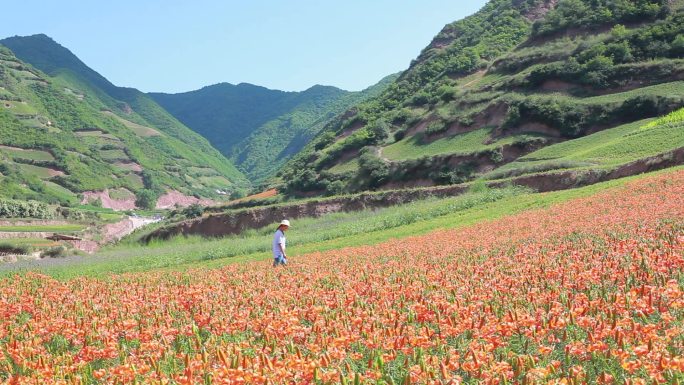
[278,0,684,196]
[0,35,249,207]
[4,0,682,202]
[149,73,397,183]
[0,34,247,187]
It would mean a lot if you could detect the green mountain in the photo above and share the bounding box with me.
[279,0,684,195]
[149,75,397,183]
[0,35,249,207]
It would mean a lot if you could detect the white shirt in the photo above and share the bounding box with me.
[272,229,286,257]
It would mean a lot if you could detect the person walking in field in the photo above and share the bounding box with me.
[273,219,290,267]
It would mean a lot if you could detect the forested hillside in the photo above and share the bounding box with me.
[0,37,249,207]
[279,0,684,195]
[150,76,396,183]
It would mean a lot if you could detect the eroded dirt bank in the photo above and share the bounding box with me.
[144,148,684,242]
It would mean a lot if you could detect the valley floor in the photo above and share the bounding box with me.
[1,166,682,279]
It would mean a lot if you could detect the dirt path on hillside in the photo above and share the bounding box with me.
[460,70,485,89]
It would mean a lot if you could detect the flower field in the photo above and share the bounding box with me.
[1,170,684,384]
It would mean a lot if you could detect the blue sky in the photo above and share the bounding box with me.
[1,1,488,93]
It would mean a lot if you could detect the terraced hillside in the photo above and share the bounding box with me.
[280,0,684,195]
[0,43,248,208]
[150,75,397,183]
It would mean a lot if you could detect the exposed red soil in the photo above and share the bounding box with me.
[144,184,468,241]
[422,103,509,142]
[337,120,365,140]
[334,148,361,165]
[81,190,136,211]
[155,191,216,210]
[228,189,278,205]
[521,0,559,21]
[101,216,160,244]
[405,116,438,137]
[540,80,575,92]
[381,179,435,189]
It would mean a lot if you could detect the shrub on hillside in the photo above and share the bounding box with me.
[314,132,336,151]
[284,169,322,195]
[425,120,449,136]
[430,163,477,185]
[135,189,158,210]
[437,85,458,102]
[0,199,53,218]
[368,119,390,144]
[314,129,374,170]
[617,95,665,120]
[409,91,431,106]
[182,204,204,219]
[87,197,103,208]
[41,245,67,258]
[393,128,408,142]
[671,34,684,55]
[358,148,390,188]
[526,13,684,89]
[324,180,346,196]
[57,207,100,221]
[0,243,30,255]
[504,94,682,137]
[532,0,669,38]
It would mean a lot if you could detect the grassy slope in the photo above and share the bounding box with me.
[233,78,397,183]
[341,104,684,177]
[279,0,682,194]
[151,76,397,183]
[6,165,680,280]
[383,128,543,161]
[0,45,247,204]
[149,83,297,156]
[0,34,248,198]
[484,107,684,179]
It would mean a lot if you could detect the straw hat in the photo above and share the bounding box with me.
[280,219,291,227]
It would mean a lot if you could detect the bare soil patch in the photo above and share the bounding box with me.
[155,191,216,210]
[81,190,137,211]
[540,80,575,92]
[101,216,161,244]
